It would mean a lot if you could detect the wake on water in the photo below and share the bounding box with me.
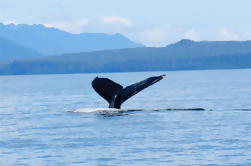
[68,108,129,116]
[67,107,206,116]
[67,108,251,116]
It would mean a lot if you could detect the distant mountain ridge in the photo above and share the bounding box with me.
[0,36,41,61]
[167,39,251,56]
[0,23,143,55]
[1,39,251,75]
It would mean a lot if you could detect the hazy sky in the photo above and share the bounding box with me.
[1,0,251,46]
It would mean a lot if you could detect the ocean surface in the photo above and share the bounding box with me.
[1,69,251,166]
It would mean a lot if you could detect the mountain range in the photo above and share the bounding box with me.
[0,36,41,61]
[1,39,251,75]
[0,23,143,57]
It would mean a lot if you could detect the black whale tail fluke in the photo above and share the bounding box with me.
[92,74,166,109]
[92,77,123,103]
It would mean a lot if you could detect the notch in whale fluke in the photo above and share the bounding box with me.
[92,74,165,109]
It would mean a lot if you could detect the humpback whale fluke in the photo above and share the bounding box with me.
[92,74,166,109]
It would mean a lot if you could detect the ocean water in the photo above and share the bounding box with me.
[1,69,251,166]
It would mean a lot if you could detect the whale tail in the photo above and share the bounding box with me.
[91,77,123,103]
[92,75,165,109]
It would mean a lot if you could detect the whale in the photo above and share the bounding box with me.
[91,74,165,109]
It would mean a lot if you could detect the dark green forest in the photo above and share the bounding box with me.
[1,39,251,75]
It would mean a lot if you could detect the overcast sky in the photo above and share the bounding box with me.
[1,0,251,46]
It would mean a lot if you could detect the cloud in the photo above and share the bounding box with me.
[245,32,251,40]
[131,26,186,46]
[184,30,200,41]
[139,27,169,44]
[100,16,133,27]
[41,16,133,35]
[43,19,89,34]
[218,28,239,40]
[2,20,17,25]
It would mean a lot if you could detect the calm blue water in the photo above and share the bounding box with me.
[1,69,251,166]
